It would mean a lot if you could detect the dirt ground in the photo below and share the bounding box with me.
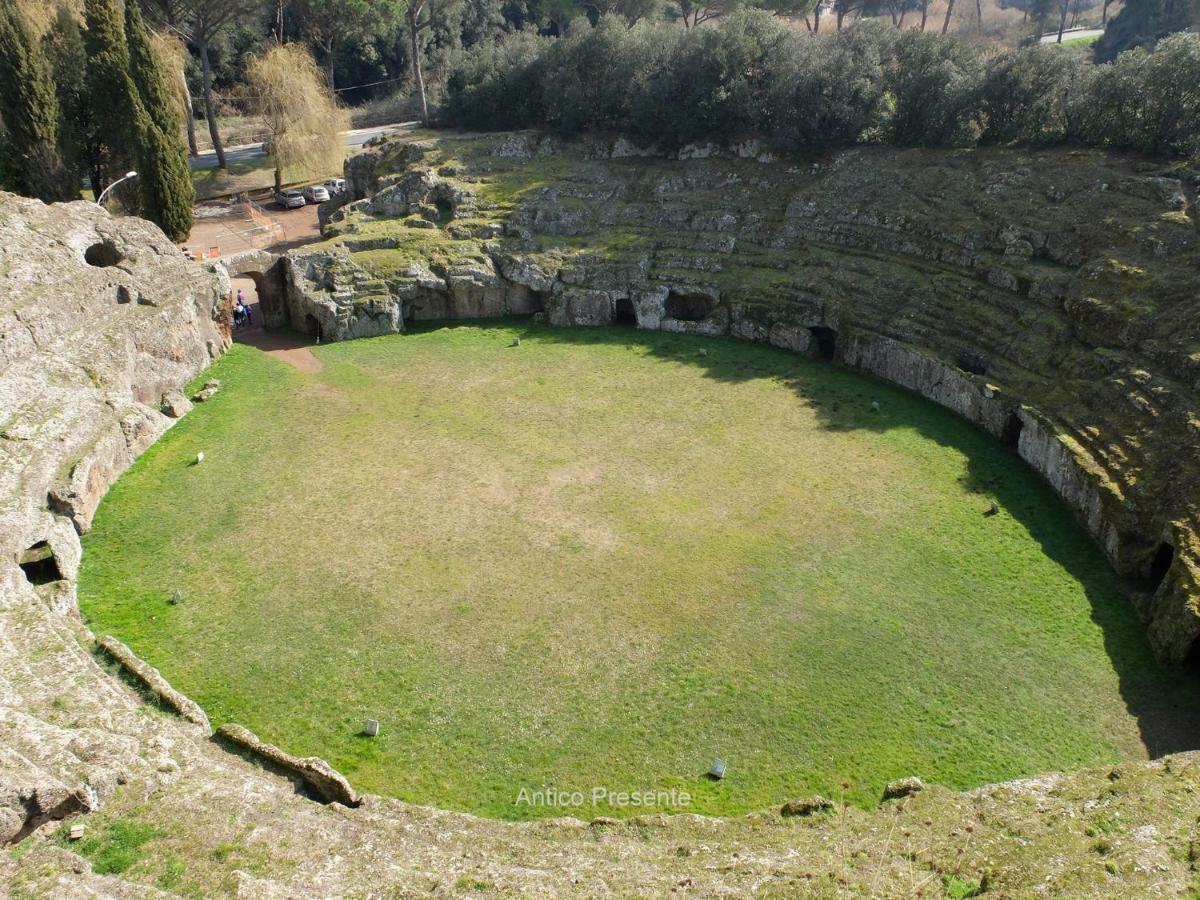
[183,200,321,261]
[183,199,325,373]
[230,276,323,374]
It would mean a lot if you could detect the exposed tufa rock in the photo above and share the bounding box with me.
[192,378,221,402]
[160,390,192,419]
[216,723,360,807]
[97,636,210,730]
[781,796,835,817]
[883,777,926,800]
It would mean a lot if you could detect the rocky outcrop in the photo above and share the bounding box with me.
[300,133,1200,666]
[0,192,229,855]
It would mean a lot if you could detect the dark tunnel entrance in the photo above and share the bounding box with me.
[809,326,837,361]
[614,297,638,327]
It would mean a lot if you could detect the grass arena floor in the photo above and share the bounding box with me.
[78,324,1200,820]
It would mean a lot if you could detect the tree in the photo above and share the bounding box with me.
[766,25,888,152]
[0,0,74,200]
[406,0,436,121]
[886,29,985,146]
[675,0,735,26]
[979,44,1091,143]
[127,0,194,239]
[147,0,265,169]
[940,0,956,31]
[1093,0,1196,59]
[246,42,347,192]
[84,0,144,201]
[290,0,404,90]
[44,3,102,196]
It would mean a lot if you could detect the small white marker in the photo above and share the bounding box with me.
[364,718,380,737]
[195,451,205,464]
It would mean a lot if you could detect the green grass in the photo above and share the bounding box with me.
[78,324,1200,820]
[60,819,161,875]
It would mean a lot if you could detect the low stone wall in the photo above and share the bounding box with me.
[97,637,211,730]
[216,723,360,807]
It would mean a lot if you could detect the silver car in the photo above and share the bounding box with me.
[276,190,306,209]
[323,178,347,195]
[303,184,331,203]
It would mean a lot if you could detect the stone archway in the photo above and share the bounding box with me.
[222,250,288,329]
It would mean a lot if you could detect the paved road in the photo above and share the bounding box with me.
[1039,27,1104,44]
[189,121,418,171]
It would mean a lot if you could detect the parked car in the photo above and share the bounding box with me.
[276,190,305,209]
[303,184,331,204]
[324,178,347,195]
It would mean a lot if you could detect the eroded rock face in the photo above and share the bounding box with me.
[301,133,1200,664]
[0,192,228,849]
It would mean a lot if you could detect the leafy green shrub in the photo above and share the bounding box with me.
[627,11,785,147]
[766,24,891,154]
[443,30,549,130]
[980,45,1094,145]
[443,16,1200,161]
[1076,33,1200,157]
[886,30,985,147]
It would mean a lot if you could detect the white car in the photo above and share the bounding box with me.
[276,190,306,209]
[324,178,347,195]
[303,184,331,203]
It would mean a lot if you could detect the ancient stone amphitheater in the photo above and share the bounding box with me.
[2,132,1199,896]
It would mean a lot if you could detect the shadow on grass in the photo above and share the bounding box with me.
[405,318,1200,759]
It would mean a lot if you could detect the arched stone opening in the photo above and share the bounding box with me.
[809,326,837,361]
[224,253,288,329]
[1149,540,1175,589]
[1001,410,1023,450]
[84,241,122,268]
[239,269,287,329]
[19,541,62,586]
[614,297,638,327]
[957,352,989,377]
[665,290,715,322]
[231,275,262,339]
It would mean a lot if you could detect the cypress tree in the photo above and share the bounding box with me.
[44,4,99,198]
[0,0,74,201]
[125,0,194,240]
[83,0,143,211]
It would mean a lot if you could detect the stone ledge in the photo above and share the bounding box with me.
[216,723,361,807]
[96,636,211,731]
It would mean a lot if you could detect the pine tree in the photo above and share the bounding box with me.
[83,0,144,210]
[126,0,194,240]
[0,0,74,201]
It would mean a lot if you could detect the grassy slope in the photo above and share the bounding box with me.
[78,325,1200,820]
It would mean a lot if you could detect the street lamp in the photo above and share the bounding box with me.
[96,171,138,207]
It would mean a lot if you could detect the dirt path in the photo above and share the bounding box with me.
[231,276,323,374]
